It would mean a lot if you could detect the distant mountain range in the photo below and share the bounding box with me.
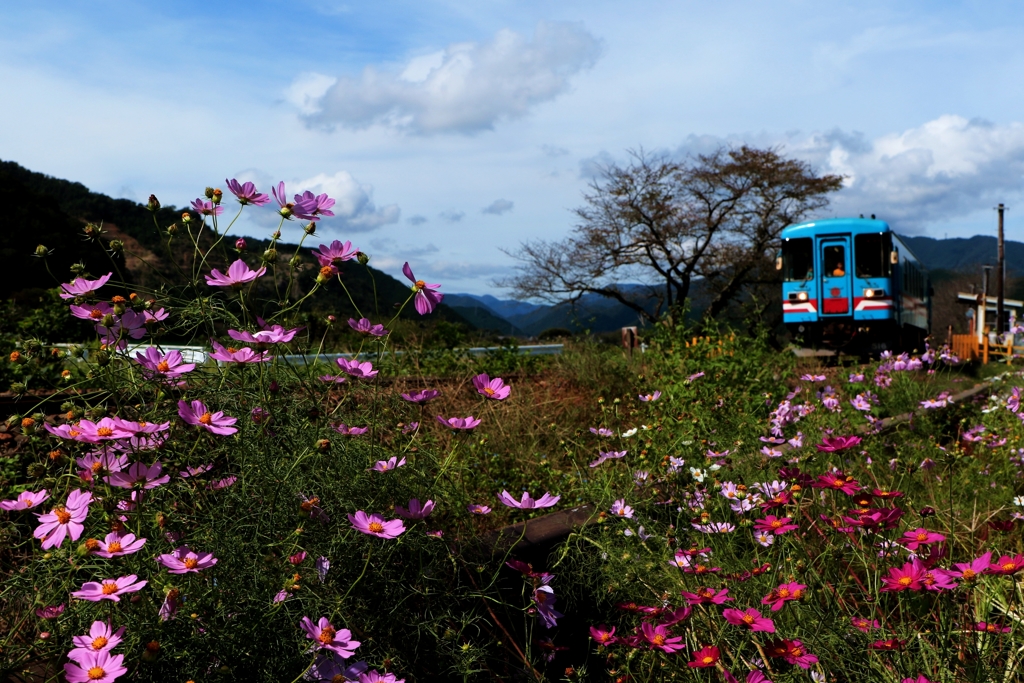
[900,235,1024,275]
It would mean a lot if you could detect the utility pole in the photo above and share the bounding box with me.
[996,203,1006,335]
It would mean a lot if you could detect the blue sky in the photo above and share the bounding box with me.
[3,1,1024,294]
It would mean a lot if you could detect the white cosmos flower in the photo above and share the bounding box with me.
[621,428,638,438]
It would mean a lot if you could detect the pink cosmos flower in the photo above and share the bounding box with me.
[767,639,818,669]
[156,546,218,574]
[880,561,925,592]
[191,198,224,217]
[179,463,213,479]
[852,616,881,632]
[225,178,271,206]
[272,181,314,218]
[205,259,266,287]
[34,490,92,549]
[901,528,946,551]
[69,301,113,321]
[722,607,775,632]
[639,622,685,653]
[401,389,440,403]
[497,490,560,509]
[589,625,617,645]
[976,621,1012,633]
[72,575,147,602]
[395,499,435,520]
[371,456,406,472]
[348,511,406,539]
[336,358,379,379]
[951,551,991,581]
[313,240,358,267]
[813,471,861,495]
[402,262,443,315]
[59,272,113,300]
[473,373,511,400]
[318,374,348,384]
[35,604,65,619]
[800,374,827,382]
[436,415,481,430]
[589,427,614,437]
[334,423,369,436]
[106,462,171,489]
[467,504,492,515]
[228,322,302,344]
[753,516,799,535]
[348,318,388,336]
[293,190,335,221]
[208,476,237,490]
[989,553,1024,576]
[638,391,661,402]
[760,582,807,610]
[69,621,125,662]
[816,435,862,452]
[610,499,634,518]
[688,645,720,667]
[901,677,933,683]
[1,489,49,511]
[210,340,271,364]
[401,422,419,434]
[681,587,732,606]
[109,417,170,438]
[589,450,627,468]
[309,657,369,682]
[178,400,238,435]
[358,671,404,683]
[299,616,361,658]
[64,650,127,683]
[94,532,146,558]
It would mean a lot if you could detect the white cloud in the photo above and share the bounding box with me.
[439,209,465,223]
[407,214,429,225]
[297,21,602,135]
[482,198,513,215]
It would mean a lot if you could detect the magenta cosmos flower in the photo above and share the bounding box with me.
[395,499,435,520]
[688,645,720,667]
[497,490,560,509]
[358,671,405,683]
[34,489,92,549]
[300,616,360,658]
[473,373,511,400]
[69,621,125,662]
[1,489,48,511]
[72,575,147,602]
[313,240,358,267]
[951,551,991,581]
[371,456,406,472]
[638,391,661,402]
[69,301,112,321]
[106,462,171,489]
[191,197,224,217]
[226,178,271,206]
[401,389,440,403]
[334,423,369,436]
[816,435,863,452]
[293,190,335,221]
[436,415,481,430]
[813,471,861,495]
[94,532,147,558]
[205,259,266,287]
[638,622,685,653]
[989,553,1024,576]
[681,587,733,606]
[349,511,406,539]
[402,262,443,315]
[134,347,195,379]
[348,317,388,336]
[900,527,946,551]
[880,561,925,592]
[467,504,492,515]
[178,400,238,435]
[753,515,799,535]
[336,357,378,379]
[761,582,806,610]
[228,324,301,344]
[210,340,271,364]
[157,546,218,574]
[59,272,113,300]
[64,650,127,683]
[722,607,775,632]
[589,450,627,468]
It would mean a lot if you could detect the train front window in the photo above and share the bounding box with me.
[823,245,846,277]
[782,238,813,281]
[855,233,892,278]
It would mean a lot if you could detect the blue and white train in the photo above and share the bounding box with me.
[778,217,930,351]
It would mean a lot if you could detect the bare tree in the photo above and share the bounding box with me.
[498,145,843,325]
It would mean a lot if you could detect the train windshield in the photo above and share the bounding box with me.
[781,238,813,281]
[855,233,892,278]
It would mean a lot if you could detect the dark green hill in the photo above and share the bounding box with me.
[900,234,1024,275]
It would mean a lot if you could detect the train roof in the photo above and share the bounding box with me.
[781,217,891,239]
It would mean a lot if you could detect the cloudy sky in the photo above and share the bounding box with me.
[3,0,1024,294]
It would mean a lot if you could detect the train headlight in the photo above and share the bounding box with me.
[789,291,809,302]
[863,288,885,298]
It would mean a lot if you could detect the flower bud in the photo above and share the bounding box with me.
[93,350,111,367]
[316,438,331,452]
[212,189,223,204]
[303,222,316,235]
[9,382,26,395]
[235,238,247,251]
[204,187,215,199]
[113,303,125,316]
[262,249,277,263]
[919,506,936,517]
[34,244,49,258]
[155,512,167,528]
[142,640,161,662]
[271,230,282,240]
[9,351,23,364]
[356,251,370,266]
[38,632,50,640]
[147,194,161,212]
[326,315,336,324]
[70,262,86,275]
[102,313,116,327]
[83,223,100,238]
[167,223,178,235]
[269,381,280,393]
[181,212,192,224]
[289,255,302,269]
[109,240,124,253]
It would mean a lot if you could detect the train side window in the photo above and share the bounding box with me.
[854,233,891,278]
[781,238,814,281]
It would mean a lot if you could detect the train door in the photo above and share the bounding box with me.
[819,237,852,316]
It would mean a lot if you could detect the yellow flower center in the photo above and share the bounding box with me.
[332,676,346,683]
[199,412,213,425]
[319,266,335,279]
[962,569,976,579]
[742,614,755,624]
[91,636,108,650]
[107,541,122,554]
[97,427,113,437]
[702,656,714,664]
[54,507,71,525]
[102,582,119,595]
[91,462,103,473]
[1002,562,1017,572]
[89,309,103,319]
[916,533,928,542]
[368,521,385,533]
[793,589,803,598]
[770,520,783,529]
[652,634,665,646]
[898,576,913,586]
[318,626,336,644]
[157,361,170,372]
[88,667,106,680]
[598,633,611,642]
[227,347,238,354]
[777,588,790,598]
[84,538,100,551]
[414,279,425,289]
[484,387,495,395]
[69,430,81,437]
[183,557,199,569]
